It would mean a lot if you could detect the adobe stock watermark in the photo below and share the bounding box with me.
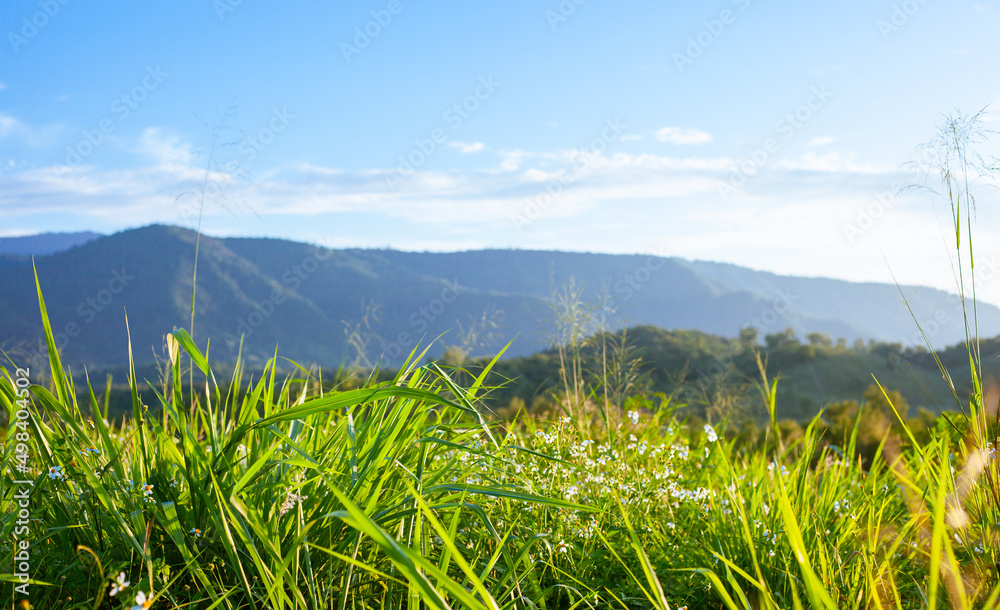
[546,0,588,30]
[174,163,247,226]
[843,181,903,244]
[717,84,833,200]
[695,287,801,378]
[60,268,137,355]
[549,246,672,342]
[10,366,34,599]
[7,0,72,53]
[4,268,135,379]
[383,75,501,191]
[878,0,928,40]
[53,65,168,181]
[672,0,751,73]
[11,268,137,369]
[587,251,670,333]
[897,304,956,351]
[746,289,800,335]
[878,257,1000,370]
[842,146,945,244]
[511,117,626,232]
[913,255,1000,346]
[883,300,976,370]
[381,279,464,363]
[213,0,246,21]
[341,0,410,61]
[175,106,292,225]
[222,244,335,353]
[237,106,295,162]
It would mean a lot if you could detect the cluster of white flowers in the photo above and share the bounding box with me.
[453,415,747,546]
[427,411,898,579]
[534,430,558,445]
[703,424,718,443]
[626,434,649,456]
[568,439,594,459]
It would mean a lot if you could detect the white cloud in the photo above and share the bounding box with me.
[0,112,61,147]
[498,149,528,171]
[0,140,893,238]
[448,141,485,154]
[807,136,837,147]
[654,127,712,145]
[136,128,196,165]
[0,113,24,138]
[776,151,883,174]
[0,82,7,91]
[0,137,895,224]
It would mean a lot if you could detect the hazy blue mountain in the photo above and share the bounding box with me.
[1,225,996,371]
[0,231,103,256]
[377,250,997,347]
[679,260,978,347]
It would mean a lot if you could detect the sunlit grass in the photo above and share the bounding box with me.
[5,293,1000,608]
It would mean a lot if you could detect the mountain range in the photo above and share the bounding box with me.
[1,224,996,371]
[0,231,103,256]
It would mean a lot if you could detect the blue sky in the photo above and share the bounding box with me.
[3,0,1000,303]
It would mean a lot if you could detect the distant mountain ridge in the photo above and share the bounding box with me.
[1,224,996,370]
[0,231,103,256]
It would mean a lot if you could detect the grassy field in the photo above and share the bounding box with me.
[3,274,1000,608]
[4,112,1000,609]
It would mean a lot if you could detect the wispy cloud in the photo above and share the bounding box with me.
[0,112,61,147]
[448,141,485,154]
[0,114,24,138]
[807,136,837,147]
[0,130,900,232]
[135,127,197,166]
[654,126,712,145]
[776,151,883,174]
